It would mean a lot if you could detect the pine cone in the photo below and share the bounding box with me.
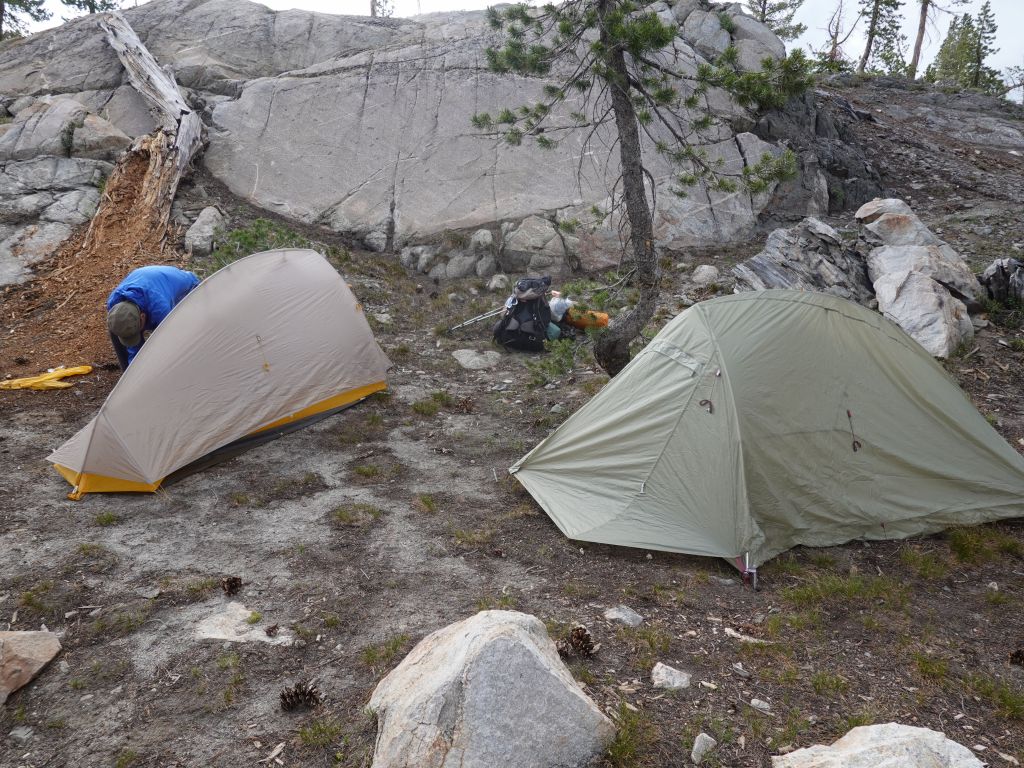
[556,624,600,659]
[280,679,322,711]
[221,576,242,596]
[265,623,280,637]
[1011,647,1024,666]
[569,624,598,658]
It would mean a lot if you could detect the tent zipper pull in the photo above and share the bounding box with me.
[847,409,862,452]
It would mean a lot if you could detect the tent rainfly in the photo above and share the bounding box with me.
[511,290,1024,579]
[50,249,391,499]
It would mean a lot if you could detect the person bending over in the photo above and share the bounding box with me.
[106,265,200,370]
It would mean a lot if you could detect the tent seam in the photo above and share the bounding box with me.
[695,302,755,563]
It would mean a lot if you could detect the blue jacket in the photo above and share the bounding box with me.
[107,266,200,364]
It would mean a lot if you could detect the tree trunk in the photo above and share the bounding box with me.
[82,12,203,256]
[0,0,6,41]
[857,0,881,73]
[370,0,377,17]
[908,0,929,79]
[592,0,660,377]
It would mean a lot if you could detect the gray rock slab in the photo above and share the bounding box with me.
[604,605,643,627]
[691,264,720,285]
[771,723,983,768]
[71,114,131,161]
[651,661,691,690]
[368,610,614,768]
[873,270,973,358]
[452,349,501,370]
[732,217,874,304]
[0,97,87,162]
[0,631,62,705]
[867,244,982,305]
[692,732,718,765]
[184,206,226,256]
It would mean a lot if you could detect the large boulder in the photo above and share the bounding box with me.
[873,270,973,358]
[866,244,982,307]
[368,610,614,768]
[70,114,131,161]
[0,631,62,705]
[854,198,982,354]
[772,723,983,768]
[0,97,87,162]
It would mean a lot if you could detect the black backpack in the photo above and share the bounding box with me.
[493,276,552,352]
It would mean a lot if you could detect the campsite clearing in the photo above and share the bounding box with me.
[1,220,1022,765]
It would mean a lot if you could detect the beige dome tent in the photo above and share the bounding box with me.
[511,290,1024,578]
[50,248,391,499]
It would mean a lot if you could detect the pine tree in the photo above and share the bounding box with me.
[856,0,903,75]
[478,1,811,374]
[60,0,119,14]
[0,0,50,39]
[743,0,806,42]
[869,10,909,75]
[925,6,1002,94]
[969,0,997,89]
[907,0,968,79]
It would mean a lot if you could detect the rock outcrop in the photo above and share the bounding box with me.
[731,217,873,303]
[733,199,982,358]
[0,156,110,284]
[980,258,1024,304]
[855,198,978,357]
[0,0,803,283]
[368,610,614,768]
[772,723,983,768]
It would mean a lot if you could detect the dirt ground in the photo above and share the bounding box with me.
[1,81,1023,768]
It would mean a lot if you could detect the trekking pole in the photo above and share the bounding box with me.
[444,306,505,334]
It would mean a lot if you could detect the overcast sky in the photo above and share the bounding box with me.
[27,0,1023,76]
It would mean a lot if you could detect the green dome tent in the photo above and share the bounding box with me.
[510,290,1024,579]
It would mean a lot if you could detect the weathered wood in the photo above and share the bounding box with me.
[82,11,204,254]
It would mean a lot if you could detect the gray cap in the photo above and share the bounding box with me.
[107,301,142,348]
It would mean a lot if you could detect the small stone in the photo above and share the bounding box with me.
[711,576,736,586]
[750,698,771,712]
[651,662,691,690]
[0,631,62,705]
[9,726,33,745]
[732,662,751,678]
[109,685,123,695]
[691,732,717,765]
[550,403,565,414]
[987,582,999,591]
[488,273,511,293]
[373,313,394,325]
[135,587,161,600]
[691,264,720,285]
[452,349,502,371]
[603,606,643,627]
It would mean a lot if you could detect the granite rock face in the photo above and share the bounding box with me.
[0,0,799,277]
